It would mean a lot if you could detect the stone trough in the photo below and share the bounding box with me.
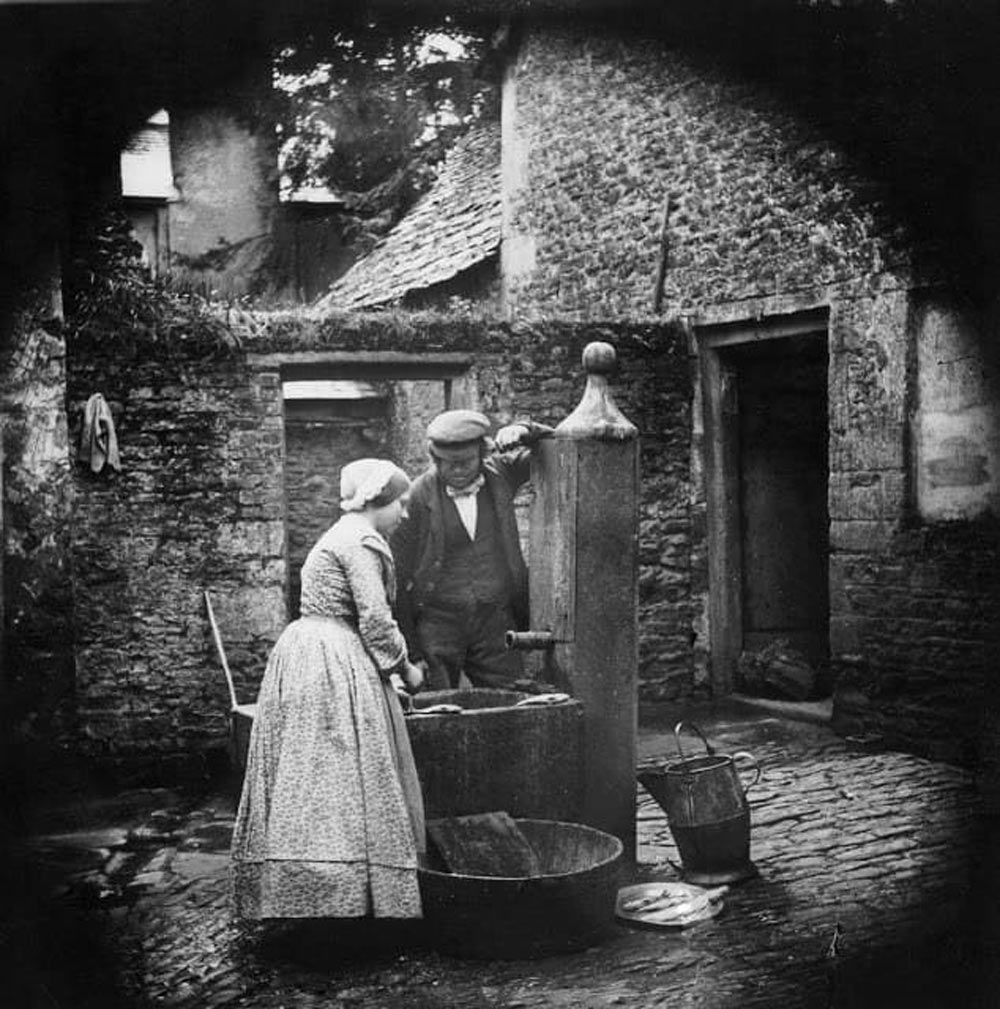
[229,688,585,827]
[407,688,585,822]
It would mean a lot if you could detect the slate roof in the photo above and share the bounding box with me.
[316,122,501,311]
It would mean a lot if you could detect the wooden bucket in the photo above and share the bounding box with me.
[637,721,760,885]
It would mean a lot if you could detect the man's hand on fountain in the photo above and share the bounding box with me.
[493,423,530,451]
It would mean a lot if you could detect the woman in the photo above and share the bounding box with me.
[231,458,426,920]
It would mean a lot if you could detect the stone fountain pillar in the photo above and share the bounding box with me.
[516,341,640,859]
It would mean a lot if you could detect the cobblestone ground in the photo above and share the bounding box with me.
[3,707,991,1008]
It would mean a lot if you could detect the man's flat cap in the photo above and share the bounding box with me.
[426,409,491,445]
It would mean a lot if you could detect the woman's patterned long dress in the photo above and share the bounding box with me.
[231,512,425,919]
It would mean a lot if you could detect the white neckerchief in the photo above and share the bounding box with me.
[444,474,485,540]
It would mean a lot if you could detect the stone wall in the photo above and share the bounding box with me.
[833,519,1000,763]
[913,297,1000,522]
[500,323,699,698]
[51,314,691,768]
[0,302,76,765]
[8,20,999,772]
[829,291,1000,762]
[503,25,910,320]
[9,298,998,769]
[65,328,286,777]
[503,22,1000,758]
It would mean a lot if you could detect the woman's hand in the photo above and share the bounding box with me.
[402,660,425,693]
[388,672,412,712]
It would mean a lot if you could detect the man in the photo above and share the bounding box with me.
[391,409,551,690]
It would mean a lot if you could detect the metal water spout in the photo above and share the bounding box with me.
[517,341,641,859]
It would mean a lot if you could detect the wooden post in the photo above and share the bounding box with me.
[529,342,640,859]
[204,590,239,711]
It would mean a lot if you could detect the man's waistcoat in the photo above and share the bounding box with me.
[392,456,530,650]
[428,483,512,608]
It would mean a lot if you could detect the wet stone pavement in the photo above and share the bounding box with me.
[3,703,993,1008]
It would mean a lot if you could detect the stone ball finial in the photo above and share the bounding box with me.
[582,341,617,375]
[555,340,637,440]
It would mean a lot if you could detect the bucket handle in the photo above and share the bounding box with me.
[673,722,761,791]
[673,721,714,758]
[732,751,762,792]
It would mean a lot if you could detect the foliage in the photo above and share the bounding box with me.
[274,15,500,253]
[63,206,159,329]
[63,204,239,352]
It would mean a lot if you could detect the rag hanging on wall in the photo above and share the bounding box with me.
[78,392,122,474]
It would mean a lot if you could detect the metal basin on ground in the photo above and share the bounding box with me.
[419,818,625,959]
[407,689,585,822]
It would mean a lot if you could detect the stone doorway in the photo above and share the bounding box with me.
[283,381,393,618]
[698,311,830,694]
[275,353,476,618]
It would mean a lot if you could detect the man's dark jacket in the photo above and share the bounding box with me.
[390,443,538,661]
